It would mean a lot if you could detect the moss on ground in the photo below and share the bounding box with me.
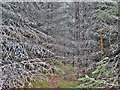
[22,60,80,88]
[53,66,66,75]
[52,61,80,88]
[31,78,52,88]
[57,81,79,88]
[54,60,64,67]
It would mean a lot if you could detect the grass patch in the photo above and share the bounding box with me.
[53,66,66,75]
[57,81,79,88]
[54,60,64,67]
[65,63,73,67]
[31,78,52,88]
[22,60,80,88]
[53,60,78,76]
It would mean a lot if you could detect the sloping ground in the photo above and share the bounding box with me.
[0,3,81,88]
[21,60,80,88]
[0,2,119,89]
[0,24,80,89]
[0,25,56,88]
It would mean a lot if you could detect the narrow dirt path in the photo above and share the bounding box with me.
[48,62,80,88]
[49,74,59,88]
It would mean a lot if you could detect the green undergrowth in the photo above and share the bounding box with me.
[57,81,79,88]
[53,60,79,88]
[53,60,76,75]
[22,60,80,88]
[31,78,52,88]
[76,57,119,88]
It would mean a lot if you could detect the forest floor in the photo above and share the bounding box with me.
[48,62,80,88]
[28,60,80,88]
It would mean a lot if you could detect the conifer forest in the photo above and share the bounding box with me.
[0,0,119,89]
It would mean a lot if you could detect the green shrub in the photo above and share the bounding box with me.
[76,57,119,88]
